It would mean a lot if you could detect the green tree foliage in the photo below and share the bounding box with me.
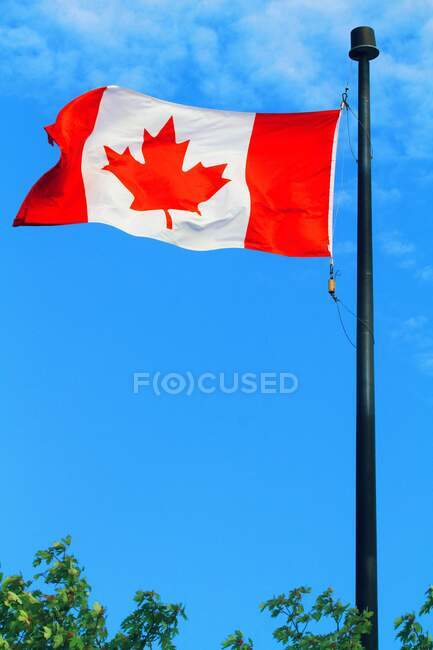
[394,586,433,650]
[0,536,185,649]
[222,586,372,650]
[0,538,431,649]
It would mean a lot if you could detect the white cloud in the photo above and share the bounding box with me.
[418,352,433,377]
[378,232,433,284]
[334,240,356,255]
[379,232,416,257]
[334,189,352,207]
[4,0,433,167]
[1,0,432,135]
[394,315,428,338]
[416,266,433,282]
[375,187,401,202]
[393,315,433,376]
[398,258,417,270]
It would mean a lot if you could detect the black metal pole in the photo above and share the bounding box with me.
[349,26,380,650]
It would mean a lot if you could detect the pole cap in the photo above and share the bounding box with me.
[349,26,379,60]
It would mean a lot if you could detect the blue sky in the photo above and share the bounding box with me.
[1,1,433,648]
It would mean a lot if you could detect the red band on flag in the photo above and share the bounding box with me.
[14,87,106,226]
[244,110,340,257]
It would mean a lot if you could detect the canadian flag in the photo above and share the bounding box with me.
[15,86,340,257]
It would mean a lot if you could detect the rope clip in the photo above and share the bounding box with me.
[328,262,337,298]
[341,87,349,110]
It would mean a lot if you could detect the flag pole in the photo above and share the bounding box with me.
[349,26,380,650]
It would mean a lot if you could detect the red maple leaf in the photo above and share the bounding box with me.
[103,117,230,229]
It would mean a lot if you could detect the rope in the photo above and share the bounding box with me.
[335,296,375,343]
[345,106,357,163]
[329,86,375,350]
[347,103,374,160]
[340,86,373,163]
[333,296,356,349]
[329,290,375,350]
